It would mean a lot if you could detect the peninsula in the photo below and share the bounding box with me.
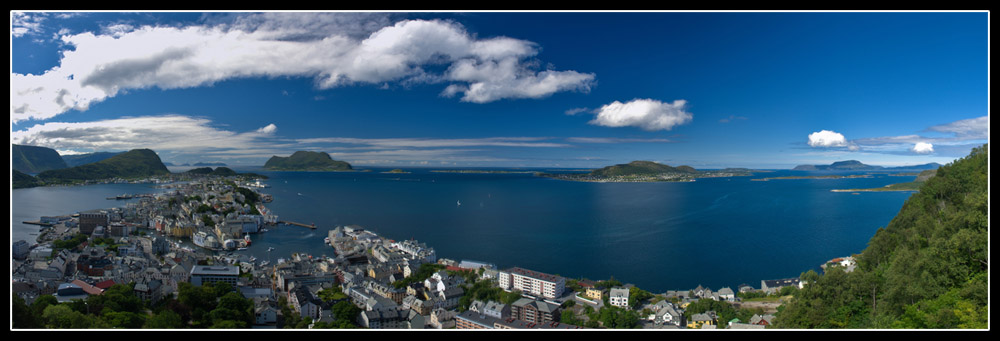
[263,151,353,171]
[537,161,756,182]
[831,169,938,192]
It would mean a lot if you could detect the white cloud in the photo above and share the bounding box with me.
[11,17,596,122]
[912,142,934,154]
[927,116,988,138]
[296,136,569,148]
[11,12,46,38]
[807,130,848,147]
[10,115,291,158]
[588,99,693,131]
[256,123,277,135]
[565,137,672,143]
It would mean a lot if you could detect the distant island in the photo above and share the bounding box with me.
[187,166,269,179]
[751,174,874,181]
[793,160,942,171]
[537,161,757,182]
[193,161,227,166]
[431,170,538,174]
[13,149,171,188]
[263,151,353,171]
[381,169,411,174]
[832,169,938,192]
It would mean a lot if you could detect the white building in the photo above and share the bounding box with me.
[609,287,630,309]
[498,267,565,300]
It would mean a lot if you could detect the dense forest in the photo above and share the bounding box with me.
[773,144,988,329]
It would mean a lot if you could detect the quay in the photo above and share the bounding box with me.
[22,221,54,227]
[279,221,316,229]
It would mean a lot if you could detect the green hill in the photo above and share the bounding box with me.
[12,144,68,174]
[773,144,988,329]
[36,149,170,184]
[590,160,700,177]
[263,151,352,171]
[12,169,43,189]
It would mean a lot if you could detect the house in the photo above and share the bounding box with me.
[749,314,775,326]
[761,278,802,294]
[498,267,565,300]
[609,287,630,309]
[430,308,456,329]
[687,313,715,329]
[650,300,683,327]
[718,287,735,302]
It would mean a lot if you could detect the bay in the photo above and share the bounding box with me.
[10,167,915,293]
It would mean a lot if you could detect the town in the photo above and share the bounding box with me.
[11,173,855,330]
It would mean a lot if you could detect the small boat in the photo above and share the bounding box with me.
[457,200,461,206]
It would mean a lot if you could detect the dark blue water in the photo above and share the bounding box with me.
[11,168,915,292]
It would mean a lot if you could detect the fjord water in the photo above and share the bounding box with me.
[11,168,915,292]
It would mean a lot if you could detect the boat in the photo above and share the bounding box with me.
[237,247,248,251]
[244,234,252,245]
[457,200,461,206]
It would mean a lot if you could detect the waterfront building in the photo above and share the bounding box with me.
[190,265,239,287]
[610,287,630,309]
[498,267,565,300]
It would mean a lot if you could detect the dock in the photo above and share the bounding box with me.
[22,221,54,227]
[279,221,316,229]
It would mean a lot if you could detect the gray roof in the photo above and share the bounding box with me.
[191,265,239,276]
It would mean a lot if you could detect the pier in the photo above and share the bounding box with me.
[279,221,316,229]
[22,221,54,227]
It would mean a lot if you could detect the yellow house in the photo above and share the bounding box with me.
[585,287,605,301]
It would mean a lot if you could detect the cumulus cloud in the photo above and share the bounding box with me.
[807,130,848,147]
[912,142,934,154]
[256,123,278,135]
[588,99,693,131]
[11,17,596,122]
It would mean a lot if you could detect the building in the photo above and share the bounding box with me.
[498,267,565,300]
[190,265,240,287]
[511,298,561,325]
[609,287,630,309]
[13,240,31,260]
[79,210,109,235]
[761,278,802,294]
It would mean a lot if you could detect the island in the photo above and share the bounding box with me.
[262,151,353,171]
[32,149,171,185]
[537,161,757,182]
[380,169,411,174]
[751,174,874,181]
[831,169,937,192]
[431,170,538,174]
[793,160,942,171]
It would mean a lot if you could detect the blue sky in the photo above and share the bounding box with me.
[10,11,989,168]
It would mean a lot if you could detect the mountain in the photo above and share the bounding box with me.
[884,162,943,171]
[193,162,227,166]
[793,160,882,171]
[62,151,124,167]
[263,151,353,171]
[793,160,944,171]
[12,144,68,174]
[187,167,238,176]
[589,160,700,177]
[774,144,988,329]
[36,149,170,183]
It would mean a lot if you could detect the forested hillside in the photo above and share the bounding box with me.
[773,144,988,329]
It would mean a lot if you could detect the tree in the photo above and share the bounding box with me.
[12,294,42,329]
[144,310,186,329]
